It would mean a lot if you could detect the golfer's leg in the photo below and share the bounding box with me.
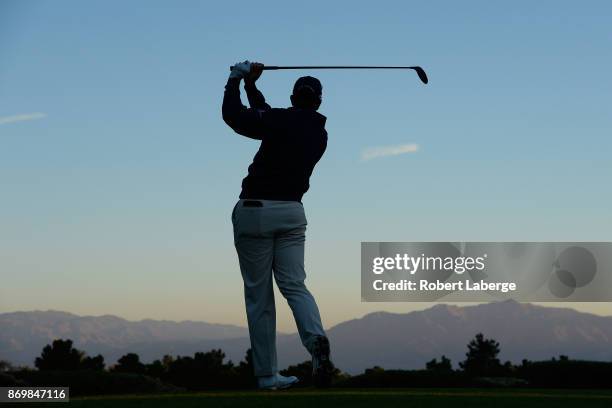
[233,209,276,376]
[273,208,325,354]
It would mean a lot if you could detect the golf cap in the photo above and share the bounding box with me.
[293,76,322,96]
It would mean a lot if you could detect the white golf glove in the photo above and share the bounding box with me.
[229,60,252,80]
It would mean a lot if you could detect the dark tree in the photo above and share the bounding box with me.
[459,333,503,376]
[80,354,105,371]
[112,353,146,374]
[162,355,174,368]
[165,355,196,388]
[145,360,165,378]
[236,349,253,378]
[364,366,384,375]
[164,349,236,390]
[426,355,453,372]
[35,339,84,371]
[194,349,227,375]
[0,360,13,372]
[146,355,175,378]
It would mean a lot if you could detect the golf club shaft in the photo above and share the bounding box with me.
[261,66,421,70]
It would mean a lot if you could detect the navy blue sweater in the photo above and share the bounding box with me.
[222,78,328,202]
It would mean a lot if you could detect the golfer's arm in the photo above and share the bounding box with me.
[244,81,271,110]
[222,78,265,140]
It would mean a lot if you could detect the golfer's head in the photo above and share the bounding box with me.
[291,76,322,111]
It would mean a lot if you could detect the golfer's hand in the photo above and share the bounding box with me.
[245,62,264,85]
[229,60,252,80]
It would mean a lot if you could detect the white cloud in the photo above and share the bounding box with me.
[361,143,419,161]
[0,113,47,125]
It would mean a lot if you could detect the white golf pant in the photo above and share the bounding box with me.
[232,199,326,376]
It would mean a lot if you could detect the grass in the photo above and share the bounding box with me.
[26,388,612,408]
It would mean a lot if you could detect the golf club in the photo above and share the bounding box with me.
[230,65,429,84]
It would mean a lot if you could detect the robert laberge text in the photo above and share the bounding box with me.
[373,279,517,293]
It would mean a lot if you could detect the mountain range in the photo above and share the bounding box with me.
[1,301,611,374]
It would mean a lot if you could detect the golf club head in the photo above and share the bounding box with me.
[413,66,428,84]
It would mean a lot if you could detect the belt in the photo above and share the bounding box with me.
[242,200,263,208]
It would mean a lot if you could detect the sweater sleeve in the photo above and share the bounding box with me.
[222,78,270,140]
[244,82,271,110]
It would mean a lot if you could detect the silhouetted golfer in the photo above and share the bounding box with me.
[223,60,334,390]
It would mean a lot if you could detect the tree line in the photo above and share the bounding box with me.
[2,333,612,393]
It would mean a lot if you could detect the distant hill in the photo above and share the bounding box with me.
[0,310,248,366]
[325,301,612,373]
[2,302,611,373]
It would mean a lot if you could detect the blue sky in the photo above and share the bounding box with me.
[1,0,611,330]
